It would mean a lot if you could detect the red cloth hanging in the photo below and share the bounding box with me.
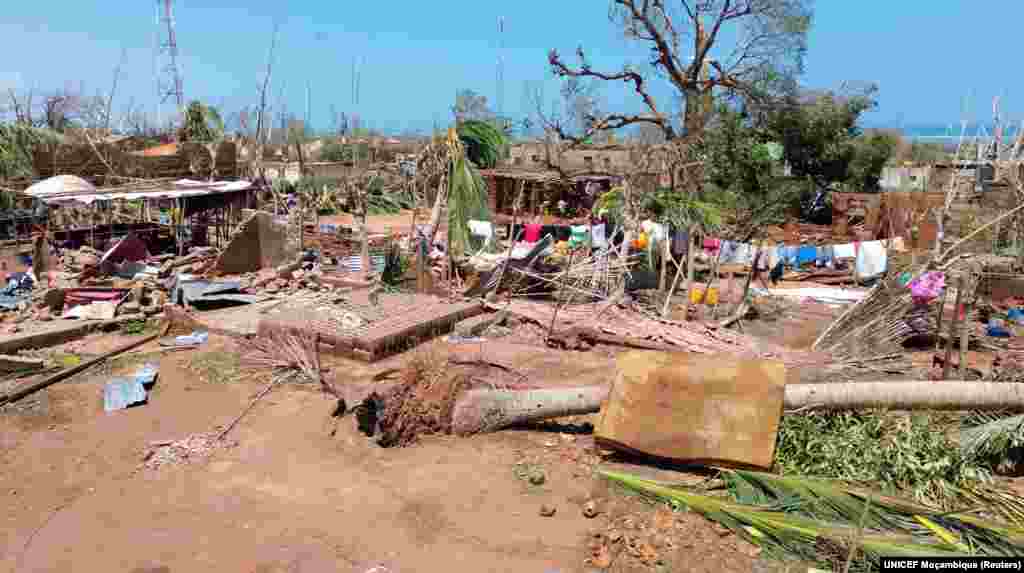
[524,224,542,243]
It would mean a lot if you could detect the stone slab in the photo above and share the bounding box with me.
[594,351,786,470]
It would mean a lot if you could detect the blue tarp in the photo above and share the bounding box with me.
[103,363,159,412]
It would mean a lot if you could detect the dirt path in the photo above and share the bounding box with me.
[1,335,778,573]
[0,340,605,573]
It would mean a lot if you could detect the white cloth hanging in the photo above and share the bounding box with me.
[467,220,494,241]
[833,243,857,259]
[640,220,667,242]
[855,241,887,279]
[591,223,608,248]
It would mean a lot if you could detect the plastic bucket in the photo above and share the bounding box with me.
[690,287,719,305]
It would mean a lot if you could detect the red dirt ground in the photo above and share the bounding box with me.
[1,335,783,573]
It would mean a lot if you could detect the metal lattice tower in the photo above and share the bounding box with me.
[156,0,184,109]
[496,16,505,120]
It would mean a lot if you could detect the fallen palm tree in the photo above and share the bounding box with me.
[347,350,1024,447]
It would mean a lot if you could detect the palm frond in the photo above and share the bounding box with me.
[601,469,995,571]
[457,120,507,169]
[447,152,490,257]
[960,412,1024,473]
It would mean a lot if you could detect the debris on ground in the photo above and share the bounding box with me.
[601,468,1024,571]
[103,363,159,412]
[139,432,238,471]
[159,330,208,347]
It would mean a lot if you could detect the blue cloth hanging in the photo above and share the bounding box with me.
[797,245,817,267]
[719,241,738,263]
[783,246,799,267]
[816,245,834,268]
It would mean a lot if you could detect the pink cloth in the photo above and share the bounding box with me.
[703,237,720,252]
[524,224,542,243]
[909,271,944,304]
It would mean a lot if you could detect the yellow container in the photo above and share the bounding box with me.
[690,287,719,305]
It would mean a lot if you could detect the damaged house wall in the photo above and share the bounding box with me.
[214,211,291,274]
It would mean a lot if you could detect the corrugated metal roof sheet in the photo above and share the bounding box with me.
[24,177,253,205]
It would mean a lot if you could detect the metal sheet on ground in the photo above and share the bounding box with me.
[594,351,786,470]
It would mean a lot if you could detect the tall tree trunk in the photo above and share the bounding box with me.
[783,381,1024,411]
[453,380,1024,433]
[424,379,1024,438]
[451,386,610,435]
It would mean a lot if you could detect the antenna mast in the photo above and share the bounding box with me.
[496,16,505,122]
[156,0,184,112]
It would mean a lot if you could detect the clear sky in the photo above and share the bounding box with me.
[0,1,1020,134]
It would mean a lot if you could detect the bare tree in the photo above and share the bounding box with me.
[546,0,812,142]
[633,122,668,145]
[104,49,126,131]
[452,89,493,124]
[255,22,280,146]
[41,84,82,132]
[6,88,35,125]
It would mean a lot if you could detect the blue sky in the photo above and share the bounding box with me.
[1,1,1021,134]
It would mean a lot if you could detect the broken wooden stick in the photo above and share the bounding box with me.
[217,372,289,440]
[0,332,160,407]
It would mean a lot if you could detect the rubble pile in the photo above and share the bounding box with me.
[139,432,238,471]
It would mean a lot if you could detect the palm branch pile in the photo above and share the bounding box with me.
[776,411,988,508]
[961,411,1024,475]
[602,469,1024,571]
[511,248,639,301]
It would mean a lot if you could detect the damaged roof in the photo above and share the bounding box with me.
[23,177,254,205]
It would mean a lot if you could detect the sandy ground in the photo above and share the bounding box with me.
[2,303,837,573]
[0,332,780,573]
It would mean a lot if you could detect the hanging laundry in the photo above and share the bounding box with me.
[908,271,945,304]
[592,223,608,249]
[796,245,817,267]
[633,232,650,250]
[569,225,591,248]
[855,240,888,280]
[833,243,856,259]
[468,220,494,242]
[783,246,799,267]
[640,220,667,243]
[671,230,688,258]
[816,245,834,268]
[719,241,738,263]
[524,224,542,243]
[733,243,752,265]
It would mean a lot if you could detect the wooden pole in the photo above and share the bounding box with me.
[681,224,697,320]
[659,227,669,292]
[959,274,975,378]
[942,275,966,380]
[934,281,950,352]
